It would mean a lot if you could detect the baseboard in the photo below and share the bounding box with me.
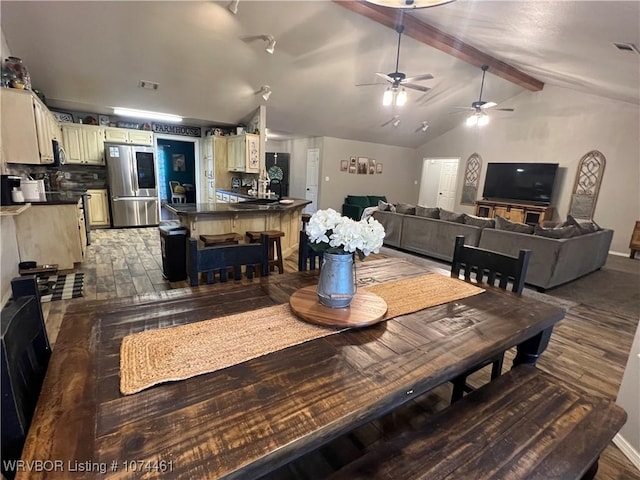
[613,433,640,471]
[609,250,631,257]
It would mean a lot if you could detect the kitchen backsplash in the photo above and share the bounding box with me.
[4,164,108,191]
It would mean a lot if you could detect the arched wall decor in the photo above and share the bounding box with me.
[568,150,606,219]
[461,153,482,205]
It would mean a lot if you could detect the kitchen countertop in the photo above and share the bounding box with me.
[164,198,310,217]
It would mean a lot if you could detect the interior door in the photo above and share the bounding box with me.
[436,159,459,211]
[305,148,320,214]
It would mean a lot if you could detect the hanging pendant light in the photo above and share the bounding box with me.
[395,88,407,106]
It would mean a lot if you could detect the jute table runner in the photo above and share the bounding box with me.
[120,274,483,395]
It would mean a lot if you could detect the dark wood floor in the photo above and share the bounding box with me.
[42,237,639,480]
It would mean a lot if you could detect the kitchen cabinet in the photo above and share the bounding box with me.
[202,136,227,203]
[0,89,59,165]
[14,202,85,270]
[87,188,110,227]
[104,127,154,146]
[226,133,259,173]
[61,124,105,165]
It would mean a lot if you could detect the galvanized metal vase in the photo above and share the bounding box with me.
[316,252,355,308]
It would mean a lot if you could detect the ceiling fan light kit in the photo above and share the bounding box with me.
[455,64,514,127]
[365,0,455,9]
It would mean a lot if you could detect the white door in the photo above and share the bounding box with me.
[305,148,320,214]
[436,159,459,211]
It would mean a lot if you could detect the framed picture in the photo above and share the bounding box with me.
[99,114,110,126]
[368,158,376,174]
[349,165,356,174]
[376,162,383,174]
[172,154,186,172]
[51,111,74,123]
[340,160,348,172]
[357,157,368,174]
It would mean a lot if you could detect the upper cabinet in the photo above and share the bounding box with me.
[61,124,106,165]
[104,127,153,146]
[226,133,259,173]
[1,89,59,165]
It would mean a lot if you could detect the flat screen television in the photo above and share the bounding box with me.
[482,163,558,205]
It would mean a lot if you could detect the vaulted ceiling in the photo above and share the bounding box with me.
[2,1,638,148]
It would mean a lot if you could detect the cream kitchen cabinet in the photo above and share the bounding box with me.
[61,124,105,165]
[202,136,227,203]
[104,127,154,146]
[1,89,59,165]
[87,188,111,227]
[226,133,259,173]
[14,202,85,270]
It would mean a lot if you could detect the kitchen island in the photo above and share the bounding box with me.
[164,198,311,258]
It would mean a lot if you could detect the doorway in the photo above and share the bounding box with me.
[418,158,460,211]
[155,136,199,205]
[305,148,320,214]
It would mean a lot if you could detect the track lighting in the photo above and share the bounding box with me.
[264,35,276,54]
[382,86,407,106]
[392,118,401,127]
[228,0,239,14]
[259,85,272,101]
[415,121,429,132]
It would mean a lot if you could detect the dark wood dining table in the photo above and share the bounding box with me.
[19,258,565,479]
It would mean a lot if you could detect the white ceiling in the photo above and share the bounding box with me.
[2,1,638,148]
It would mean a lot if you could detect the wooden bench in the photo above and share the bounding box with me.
[330,366,627,480]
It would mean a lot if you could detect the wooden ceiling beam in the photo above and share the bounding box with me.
[333,0,544,92]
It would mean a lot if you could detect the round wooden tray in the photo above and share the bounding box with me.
[289,286,388,328]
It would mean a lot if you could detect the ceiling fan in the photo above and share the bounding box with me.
[452,65,514,125]
[357,24,434,105]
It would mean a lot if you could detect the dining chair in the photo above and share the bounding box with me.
[450,235,531,403]
[1,277,51,480]
[169,181,186,203]
[298,214,323,271]
[187,235,270,286]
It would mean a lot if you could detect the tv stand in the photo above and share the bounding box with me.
[475,200,555,225]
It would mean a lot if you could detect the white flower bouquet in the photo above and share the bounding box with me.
[306,208,385,260]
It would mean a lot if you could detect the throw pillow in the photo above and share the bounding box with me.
[564,214,601,234]
[368,195,387,206]
[540,220,560,228]
[395,203,416,215]
[463,214,495,228]
[534,224,581,239]
[415,205,440,219]
[439,209,465,224]
[378,200,396,213]
[494,216,534,234]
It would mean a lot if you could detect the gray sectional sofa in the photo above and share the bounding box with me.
[372,210,613,290]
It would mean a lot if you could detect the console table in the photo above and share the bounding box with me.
[475,200,555,225]
[630,221,640,259]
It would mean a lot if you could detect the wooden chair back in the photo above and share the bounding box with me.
[298,229,323,271]
[1,277,51,479]
[188,234,270,286]
[451,235,531,294]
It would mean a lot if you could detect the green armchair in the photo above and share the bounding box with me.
[341,195,387,220]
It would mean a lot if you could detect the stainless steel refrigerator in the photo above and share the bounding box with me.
[105,143,159,227]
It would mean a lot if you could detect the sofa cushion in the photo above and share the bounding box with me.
[396,203,416,215]
[534,224,581,239]
[346,195,370,208]
[439,209,465,224]
[463,213,495,229]
[564,214,601,234]
[368,195,387,206]
[378,200,396,212]
[415,205,440,219]
[495,216,534,234]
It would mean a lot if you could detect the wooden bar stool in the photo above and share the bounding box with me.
[246,230,285,274]
[199,233,243,247]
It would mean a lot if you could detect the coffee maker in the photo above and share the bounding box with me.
[1,175,22,205]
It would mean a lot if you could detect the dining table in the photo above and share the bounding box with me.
[18,258,565,479]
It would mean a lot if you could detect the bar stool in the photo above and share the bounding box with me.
[246,230,285,274]
[199,233,243,247]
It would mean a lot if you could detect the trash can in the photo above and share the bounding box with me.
[159,225,188,281]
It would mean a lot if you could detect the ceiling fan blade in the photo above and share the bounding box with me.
[480,101,497,109]
[451,106,474,110]
[355,82,387,87]
[493,108,515,112]
[402,73,434,83]
[402,82,431,92]
[375,72,394,83]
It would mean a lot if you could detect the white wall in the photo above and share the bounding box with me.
[615,323,640,469]
[417,85,640,254]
